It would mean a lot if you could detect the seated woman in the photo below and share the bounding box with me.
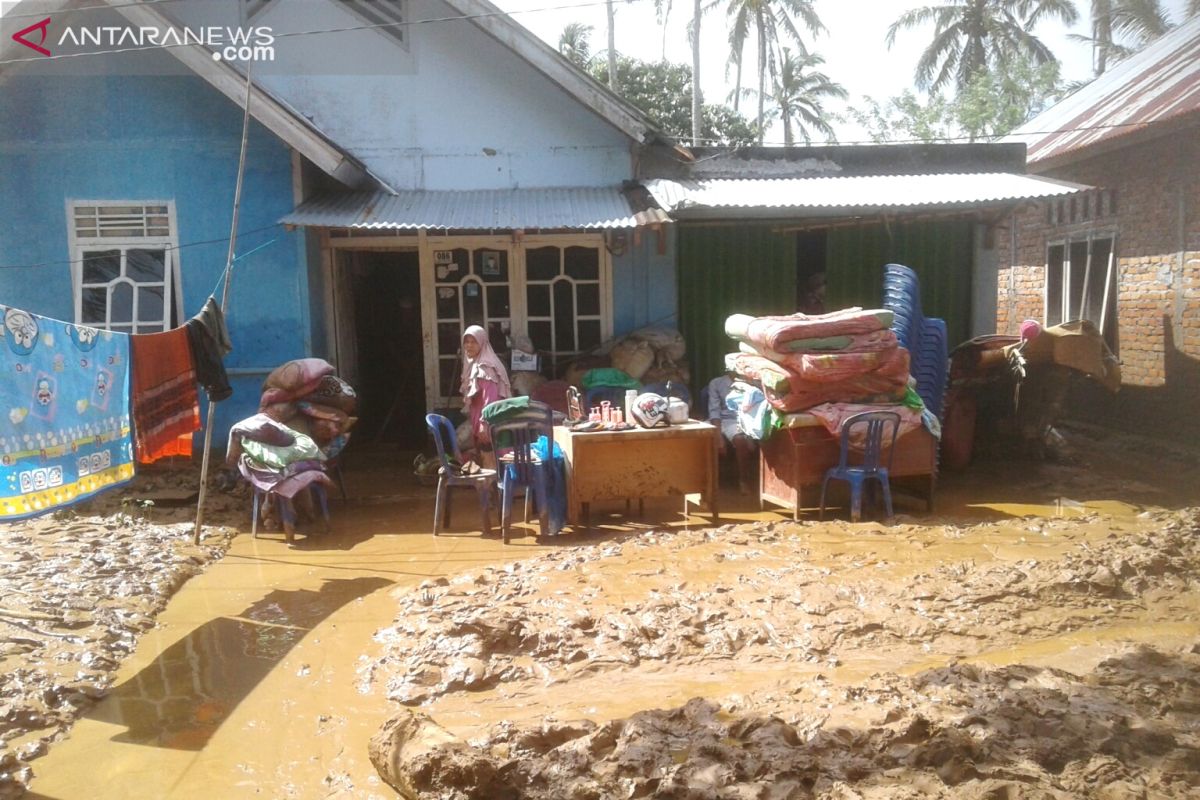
[460,324,511,466]
[706,370,757,495]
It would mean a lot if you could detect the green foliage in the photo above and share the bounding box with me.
[591,56,758,145]
[844,61,1064,143]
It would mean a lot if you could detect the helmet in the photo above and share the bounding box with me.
[666,397,690,424]
[631,393,668,428]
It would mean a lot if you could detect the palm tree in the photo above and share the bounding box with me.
[1076,0,1170,74]
[605,0,618,90]
[769,50,846,145]
[886,0,1078,93]
[558,22,594,69]
[712,0,825,143]
[691,0,702,144]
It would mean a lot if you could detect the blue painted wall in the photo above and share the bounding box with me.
[0,68,308,442]
[611,225,677,334]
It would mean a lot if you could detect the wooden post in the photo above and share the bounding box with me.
[193,66,254,545]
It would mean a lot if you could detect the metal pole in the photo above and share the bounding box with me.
[1079,238,1093,321]
[1099,246,1115,335]
[194,65,254,545]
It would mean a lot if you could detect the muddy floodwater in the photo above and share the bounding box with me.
[11,426,1200,798]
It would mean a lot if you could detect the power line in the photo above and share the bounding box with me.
[0,0,188,22]
[0,0,656,66]
[0,222,283,271]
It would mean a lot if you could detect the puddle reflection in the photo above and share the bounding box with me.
[88,576,391,750]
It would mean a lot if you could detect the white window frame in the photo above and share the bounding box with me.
[67,200,183,334]
[417,233,613,410]
[1044,229,1118,346]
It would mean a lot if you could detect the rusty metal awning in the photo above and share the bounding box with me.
[643,173,1088,218]
[282,187,670,231]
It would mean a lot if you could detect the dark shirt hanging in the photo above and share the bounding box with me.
[185,297,233,402]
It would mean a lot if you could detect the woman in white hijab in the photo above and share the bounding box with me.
[460,324,512,455]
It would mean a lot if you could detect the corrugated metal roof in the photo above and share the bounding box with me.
[282,188,671,231]
[1007,16,1200,166]
[643,173,1085,216]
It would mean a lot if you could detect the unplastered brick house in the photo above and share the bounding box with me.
[1000,17,1200,438]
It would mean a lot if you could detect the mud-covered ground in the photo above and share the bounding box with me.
[0,467,241,799]
[367,495,1200,797]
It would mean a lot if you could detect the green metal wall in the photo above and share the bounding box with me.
[826,219,974,347]
[678,225,797,394]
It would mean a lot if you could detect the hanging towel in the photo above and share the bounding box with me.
[131,327,200,463]
[0,307,134,520]
[185,297,233,402]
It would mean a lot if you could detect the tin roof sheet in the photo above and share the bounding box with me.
[282,187,670,231]
[643,173,1086,216]
[1006,16,1200,165]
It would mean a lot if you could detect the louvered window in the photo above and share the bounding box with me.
[69,202,181,335]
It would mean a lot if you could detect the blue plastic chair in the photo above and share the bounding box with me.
[425,414,497,538]
[486,401,553,544]
[819,411,902,523]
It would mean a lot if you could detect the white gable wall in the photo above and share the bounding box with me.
[172,0,635,190]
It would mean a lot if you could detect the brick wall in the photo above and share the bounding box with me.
[997,128,1200,390]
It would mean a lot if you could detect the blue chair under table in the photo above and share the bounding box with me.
[487,401,554,544]
[425,413,498,538]
[819,411,902,523]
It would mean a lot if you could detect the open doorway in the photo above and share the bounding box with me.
[349,251,427,448]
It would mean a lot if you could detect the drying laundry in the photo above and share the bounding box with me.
[185,296,233,402]
[131,327,201,463]
[0,306,134,520]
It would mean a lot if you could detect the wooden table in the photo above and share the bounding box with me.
[553,421,719,527]
[760,424,938,519]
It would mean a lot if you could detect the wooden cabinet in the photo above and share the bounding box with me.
[760,425,937,519]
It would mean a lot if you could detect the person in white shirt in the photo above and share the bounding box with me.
[706,371,756,495]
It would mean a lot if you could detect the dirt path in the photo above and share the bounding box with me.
[13,427,1200,799]
[368,508,1200,798]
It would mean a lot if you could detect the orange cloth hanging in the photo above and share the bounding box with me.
[131,328,201,463]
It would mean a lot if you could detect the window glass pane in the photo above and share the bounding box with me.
[527,284,550,317]
[578,320,602,352]
[529,320,552,352]
[474,250,508,283]
[438,322,461,354]
[564,246,599,280]
[577,283,600,316]
[439,358,459,398]
[526,247,560,281]
[138,286,164,322]
[436,286,459,319]
[82,251,120,284]
[110,282,134,324]
[136,324,162,335]
[553,279,574,353]
[82,288,107,323]
[1046,245,1064,326]
[486,285,510,318]
[127,249,165,282]
[462,279,484,326]
[434,250,467,284]
[109,324,134,335]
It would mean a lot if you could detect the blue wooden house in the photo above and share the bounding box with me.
[0,0,678,445]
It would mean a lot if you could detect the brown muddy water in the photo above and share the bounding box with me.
[15,427,1200,798]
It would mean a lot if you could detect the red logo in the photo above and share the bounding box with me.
[12,17,52,57]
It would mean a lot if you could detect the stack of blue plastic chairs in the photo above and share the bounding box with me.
[882,264,948,419]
